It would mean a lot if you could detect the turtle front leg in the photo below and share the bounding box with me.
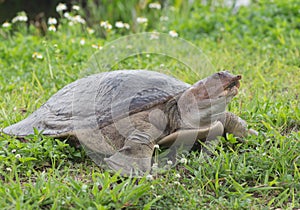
[104,129,157,176]
[224,112,258,138]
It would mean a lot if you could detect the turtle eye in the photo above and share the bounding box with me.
[215,72,224,79]
[213,72,220,77]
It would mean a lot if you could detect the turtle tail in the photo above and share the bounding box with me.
[2,105,72,138]
[2,106,49,137]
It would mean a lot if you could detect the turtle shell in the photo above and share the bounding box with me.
[3,70,190,138]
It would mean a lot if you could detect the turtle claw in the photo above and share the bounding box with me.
[104,152,152,176]
[249,128,259,136]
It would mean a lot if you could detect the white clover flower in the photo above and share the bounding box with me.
[114,21,130,29]
[15,154,21,159]
[12,12,28,23]
[100,21,112,30]
[6,167,12,172]
[2,22,11,28]
[169,30,178,37]
[150,32,159,40]
[115,21,124,28]
[154,144,159,149]
[167,160,173,165]
[80,38,85,45]
[11,149,16,153]
[18,15,28,22]
[64,14,85,25]
[87,27,95,34]
[124,23,130,29]
[146,174,153,181]
[173,181,181,185]
[175,173,181,178]
[36,53,43,59]
[136,17,148,24]
[152,163,158,170]
[73,15,86,24]
[100,21,106,27]
[81,184,88,192]
[150,185,155,190]
[180,157,187,164]
[48,25,56,32]
[92,44,103,50]
[32,52,43,59]
[106,23,112,30]
[72,5,80,11]
[149,2,161,10]
[56,3,67,12]
[160,16,169,21]
[64,12,71,19]
[48,17,57,25]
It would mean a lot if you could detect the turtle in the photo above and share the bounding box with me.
[2,70,258,175]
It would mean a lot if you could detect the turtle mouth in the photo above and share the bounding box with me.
[226,80,240,89]
[223,75,241,96]
[225,75,241,89]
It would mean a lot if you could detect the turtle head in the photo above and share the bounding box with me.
[191,71,241,101]
[177,71,242,128]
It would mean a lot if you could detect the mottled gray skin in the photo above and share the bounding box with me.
[2,70,257,175]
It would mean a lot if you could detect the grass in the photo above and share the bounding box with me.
[0,0,299,209]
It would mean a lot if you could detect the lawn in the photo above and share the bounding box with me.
[0,0,299,209]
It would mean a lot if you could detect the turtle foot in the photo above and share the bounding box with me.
[104,152,152,176]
